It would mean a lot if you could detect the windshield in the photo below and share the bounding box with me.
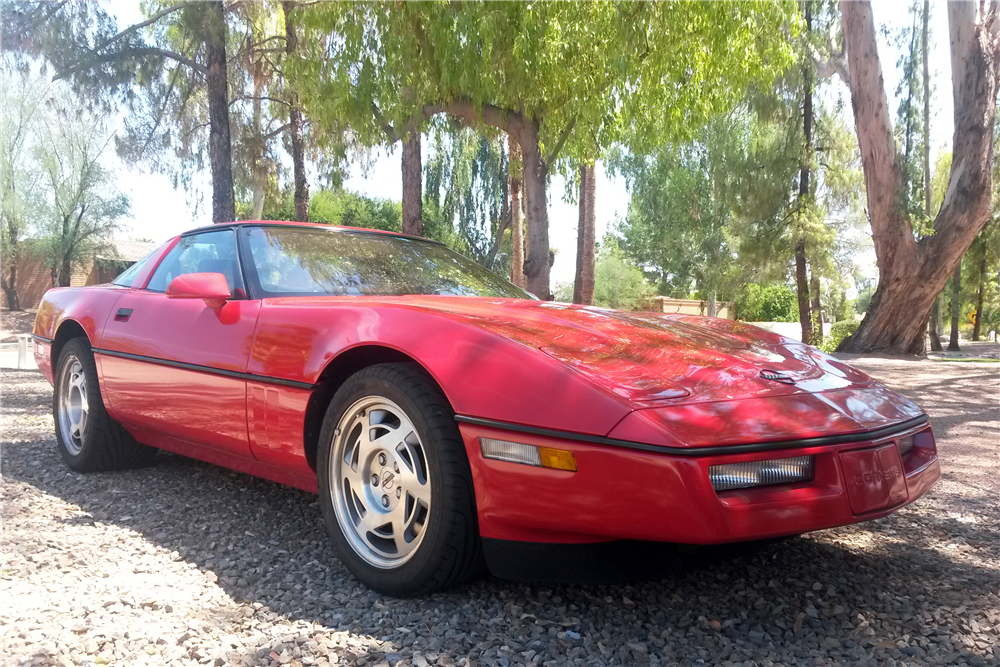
[241,225,533,299]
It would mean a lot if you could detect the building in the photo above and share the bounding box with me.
[2,239,158,310]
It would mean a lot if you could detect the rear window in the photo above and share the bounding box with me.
[241,226,532,299]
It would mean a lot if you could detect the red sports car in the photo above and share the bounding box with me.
[33,221,939,596]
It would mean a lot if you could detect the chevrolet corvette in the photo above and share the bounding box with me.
[32,221,939,596]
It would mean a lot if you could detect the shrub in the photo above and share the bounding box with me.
[734,283,799,322]
[821,319,860,353]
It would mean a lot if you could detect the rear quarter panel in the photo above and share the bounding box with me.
[33,286,127,385]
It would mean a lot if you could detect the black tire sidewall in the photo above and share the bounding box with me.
[53,339,105,471]
[317,365,472,596]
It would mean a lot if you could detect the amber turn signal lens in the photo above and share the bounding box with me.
[480,438,577,472]
[538,447,578,472]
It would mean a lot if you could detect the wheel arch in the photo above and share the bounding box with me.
[302,344,450,471]
[52,319,90,366]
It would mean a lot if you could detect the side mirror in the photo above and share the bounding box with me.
[166,272,231,309]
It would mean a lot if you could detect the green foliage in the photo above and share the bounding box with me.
[0,70,46,271]
[251,189,402,232]
[0,72,129,284]
[423,123,510,271]
[823,280,855,322]
[821,319,859,353]
[293,2,795,160]
[591,239,655,311]
[733,283,799,322]
[610,110,753,301]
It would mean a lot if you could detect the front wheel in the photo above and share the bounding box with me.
[317,364,484,596]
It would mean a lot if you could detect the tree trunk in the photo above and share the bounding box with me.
[973,254,986,340]
[283,0,309,222]
[836,0,998,354]
[795,1,814,345]
[810,269,823,344]
[948,263,962,350]
[509,136,525,288]
[707,290,717,318]
[205,1,235,224]
[518,121,551,299]
[401,130,423,236]
[573,163,596,305]
[929,296,943,350]
[251,73,266,221]
[433,102,550,297]
[1,263,20,311]
[794,241,812,343]
[58,259,71,287]
[921,0,944,351]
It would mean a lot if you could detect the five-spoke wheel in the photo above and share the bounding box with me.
[317,364,484,596]
[331,397,432,568]
[57,355,90,456]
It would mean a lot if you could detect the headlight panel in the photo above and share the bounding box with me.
[709,456,814,492]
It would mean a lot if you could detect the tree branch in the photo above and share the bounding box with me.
[811,42,851,87]
[841,0,910,266]
[263,123,292,141]
[89,2,191,55]
[544,114,578,165]
[56,47,206,81]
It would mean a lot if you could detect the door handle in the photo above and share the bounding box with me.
[115,308,133,320]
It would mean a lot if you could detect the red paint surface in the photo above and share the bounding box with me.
[99,290,260,457]
[839,444,909,514]
[463,422,938,544]
[31,223,940,549]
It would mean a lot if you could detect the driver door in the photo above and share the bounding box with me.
[99,229,259,458]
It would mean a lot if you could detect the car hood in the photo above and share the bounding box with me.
[397,297,878,406]
[259,295,924,445]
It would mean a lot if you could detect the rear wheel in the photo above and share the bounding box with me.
[54,338,157,472]
[317,364,484,596]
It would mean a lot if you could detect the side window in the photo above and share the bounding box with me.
[145,230,245,296]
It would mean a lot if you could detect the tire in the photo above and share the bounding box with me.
[53,338,157,472]
[317,363,485,596]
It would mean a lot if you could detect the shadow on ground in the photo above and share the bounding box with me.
[3,363,998,666]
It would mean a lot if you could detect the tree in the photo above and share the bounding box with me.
[836,0,999,354]
[2,1,237,223]
[0,70,46,310]
[922,0,943,351]
[572,163,596,305]
[794,0,816,345]
[294,2,793,298]
[282,1,309,222]
[592,239,655,311]
[401,131,423,236]
[613,112,749,312]
[35,99,130,286]
[423,123,510,268]
[508,136,525,288]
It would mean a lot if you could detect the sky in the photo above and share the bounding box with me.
[108,1,956,288]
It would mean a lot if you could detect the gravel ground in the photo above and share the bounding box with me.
[2,355,998,667]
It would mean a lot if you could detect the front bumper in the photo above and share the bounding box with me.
[458,418,939,546]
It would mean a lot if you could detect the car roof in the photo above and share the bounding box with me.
[181,220,441,245]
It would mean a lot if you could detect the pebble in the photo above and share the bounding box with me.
[2,362,998,667]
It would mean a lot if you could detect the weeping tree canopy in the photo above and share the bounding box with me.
[423,122,510,271]
[291,0,796,297]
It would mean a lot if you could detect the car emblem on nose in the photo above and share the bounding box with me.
[760,369,796,384]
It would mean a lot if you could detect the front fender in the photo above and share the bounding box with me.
[246,299,636,437]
